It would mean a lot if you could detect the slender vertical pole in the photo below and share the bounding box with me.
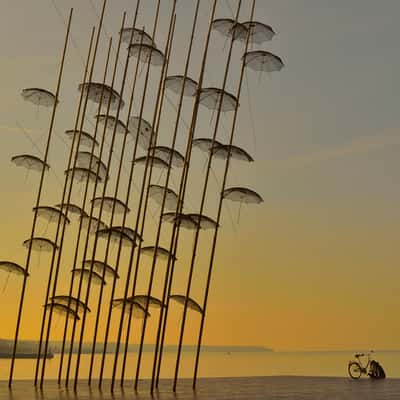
[155,0,218,387]
[86,2,142,385]
[34,25,95,387]
[8,8,73,388]
[192,1,256,389]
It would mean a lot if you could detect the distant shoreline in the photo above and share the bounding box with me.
[0,339,272,357]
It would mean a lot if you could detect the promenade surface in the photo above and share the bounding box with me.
[1,376,399,399]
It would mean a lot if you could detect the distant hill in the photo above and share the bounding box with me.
[0,338,272,357]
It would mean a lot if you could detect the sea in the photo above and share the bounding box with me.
[1,349,400,380]
[1,351,400,399]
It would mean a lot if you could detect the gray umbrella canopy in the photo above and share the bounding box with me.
[21,88,57,108]
[212,144,254,162]
[91,196,130,215]
[23,237,58,253]
[83,260,119,279]
[112,226,143,242]
[192,138,223,153]
[211,18,248,42]
[150,146,185,168]
[64,167,102,184]
[76,151,108,182]
[33,206,70,225]
[95,114,129,136]
[11,154,50,173]
[165,75,198,97]
[141,246,177,261]
[128,116,153,150]
[223,187,264,204]
[80,215,108,234]
[65,129,99,149]
[56,203,88,218]
[97,227,137,248]
[169,295,203,315]
[112,298,150,319]
[44,302,80,321]
[243,51,284,73]
[149,184,179,211]
[50,295,91,313]
[162,213,199,230]
[129,295,164,310]
[134,156,170,171]
[187,213,219,230]
[0,261,29,277]
[128,43,165,66]
[78,82,124,110]
[241,21,275,44]
[199,88,238,112]
[120,27,155,47]
[71,268,106,286]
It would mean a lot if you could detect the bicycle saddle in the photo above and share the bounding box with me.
[355,353,365,358]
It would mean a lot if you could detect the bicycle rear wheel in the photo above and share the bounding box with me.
[348,362,362,379]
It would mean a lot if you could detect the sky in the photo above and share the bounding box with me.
[0,0,399,354]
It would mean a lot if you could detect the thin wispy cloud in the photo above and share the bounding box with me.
[268,131,400,169]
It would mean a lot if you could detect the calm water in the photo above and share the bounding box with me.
[1,350,400,381]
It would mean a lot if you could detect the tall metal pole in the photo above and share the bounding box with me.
[8,8,73,388]
[154,0,218,387]
[171,1,242,390]
[192,0,256,389]
[34,25,95,387]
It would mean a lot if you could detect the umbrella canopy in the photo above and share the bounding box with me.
[0,261,29,277]
[11,154,49,172]
[222,187,264,204]
[78,82,124,110]
[128,116,153,150]
[243,51,284,73]
[65,129,99,149]
[199,88,238,112]
[165,75,198,97]
[149,184,179,211]
[128,43,165,66]
[33,206,70,225]
[141,246,177,261]
[169,295,203,315]
[23,237,58,253]
[71,268,106,286]
[91,196,130,215]
[21,88,57,108]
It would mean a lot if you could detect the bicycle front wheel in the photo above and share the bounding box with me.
[348,362,362,379]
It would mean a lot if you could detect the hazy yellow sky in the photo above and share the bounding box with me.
[0,0,399,353]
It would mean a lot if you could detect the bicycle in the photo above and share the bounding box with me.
[348,351,374,379]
